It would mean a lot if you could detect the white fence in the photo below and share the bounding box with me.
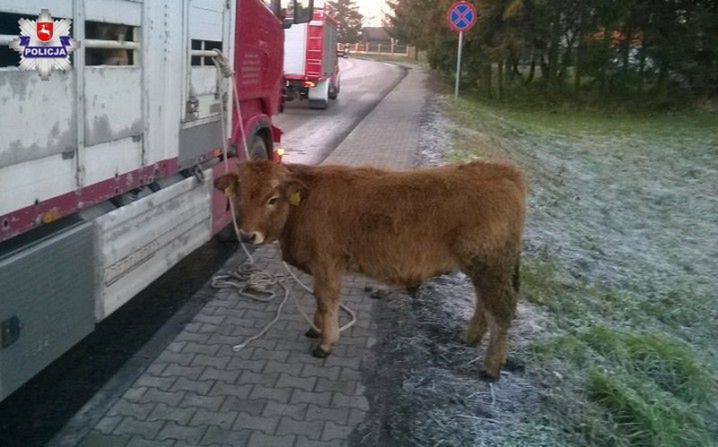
[339,42,414,56]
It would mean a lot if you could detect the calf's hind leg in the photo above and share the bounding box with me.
[468,263,518,380]
[465,298,488,347]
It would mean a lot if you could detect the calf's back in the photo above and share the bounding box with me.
[281,161,527,285]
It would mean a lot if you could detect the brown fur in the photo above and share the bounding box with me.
[214,160,528,379]
[86,23,130,65]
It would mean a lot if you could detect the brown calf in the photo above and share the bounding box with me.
[215,160,528,379]
[86,23,130,65]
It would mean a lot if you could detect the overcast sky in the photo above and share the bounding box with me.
[356,0,388,27]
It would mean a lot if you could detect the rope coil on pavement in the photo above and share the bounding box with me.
[211,262,357,352]
[209,51,356,352]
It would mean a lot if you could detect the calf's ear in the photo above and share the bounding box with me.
[214,173,239,197]
[282,178,309,206]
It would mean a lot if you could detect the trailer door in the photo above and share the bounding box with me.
[180,0,233,169]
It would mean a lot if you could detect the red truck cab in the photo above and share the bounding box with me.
[282,2,340,109]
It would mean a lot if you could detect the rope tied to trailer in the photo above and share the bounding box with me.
[208,49,356,352]
[210,48,234,78]
[211,49,250,161]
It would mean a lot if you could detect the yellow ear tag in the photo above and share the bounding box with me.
[224,186,236,198]
[289,191,301,206]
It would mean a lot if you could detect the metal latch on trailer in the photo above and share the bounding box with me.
[1,316,21,349]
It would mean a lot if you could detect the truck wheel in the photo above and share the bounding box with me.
[309,99,328,109]
[329,75,340,100]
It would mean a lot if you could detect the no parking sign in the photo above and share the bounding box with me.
[447,1,477,33]
[447,1,477,97]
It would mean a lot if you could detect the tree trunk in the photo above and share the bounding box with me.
[622,22,633,76]
[574,0,586,93]
[526,52,536,85]
[498,59,505,100]
[637,45,647,94]
[599,29,612,94]
[483,63,493,98]
[575,41,583,93]
[657,61,669,97]
[511,57,521,82]
[546,15,561,88]
[559,33,576,86]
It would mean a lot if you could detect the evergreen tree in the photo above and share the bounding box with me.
[387,0,718,103]
[328,0,364,43]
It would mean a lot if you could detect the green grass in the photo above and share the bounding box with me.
[438,92,718,445]
[585,327,714,406]
[484,102,718,139]
[522,258,717,446]
[587,371,712,447]
[444,93,718,143]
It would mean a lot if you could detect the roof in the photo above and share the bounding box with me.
[362,27,392,43]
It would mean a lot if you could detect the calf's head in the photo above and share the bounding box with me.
[214,161,305,245]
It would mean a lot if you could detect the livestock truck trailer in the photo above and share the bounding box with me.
[283,1,339,109]
[0,0,314,402]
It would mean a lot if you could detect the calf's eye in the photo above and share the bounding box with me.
[268,196,279,206]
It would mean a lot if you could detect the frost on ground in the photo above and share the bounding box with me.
[354,86,717,445]
[354,98,551,446]
[510,123,717,300]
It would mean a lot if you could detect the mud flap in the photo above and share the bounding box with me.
[308,79,329,109]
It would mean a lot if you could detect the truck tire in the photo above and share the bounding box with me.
[329,75,340,100]
[309,98,328,109]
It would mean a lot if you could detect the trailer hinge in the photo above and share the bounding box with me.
[75,165,86,186]
[1,315,21,349]
[186,96,199,121]
[192,165,206,183]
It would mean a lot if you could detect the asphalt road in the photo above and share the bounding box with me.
[0,58,405,447]
[277,57,406,164]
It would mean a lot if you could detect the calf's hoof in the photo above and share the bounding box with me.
[305,328,321,339]
[311,345,331,359]
[365,286,390,300]
[479,369,501,382]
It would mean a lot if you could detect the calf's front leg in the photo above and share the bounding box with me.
[310,267,343,358]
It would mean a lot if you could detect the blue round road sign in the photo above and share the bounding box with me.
[447,1,477,32]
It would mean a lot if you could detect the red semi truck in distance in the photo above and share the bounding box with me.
[0,0,313,402]
[283,1,340,109]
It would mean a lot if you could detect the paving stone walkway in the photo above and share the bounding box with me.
[54,63,428,447]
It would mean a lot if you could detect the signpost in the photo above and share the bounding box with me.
[447,1,477,97]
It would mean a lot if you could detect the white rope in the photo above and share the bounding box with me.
[282,261,356,333]
[211,262,356,351]
[209,50,356,352]
[213,49,253,263]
